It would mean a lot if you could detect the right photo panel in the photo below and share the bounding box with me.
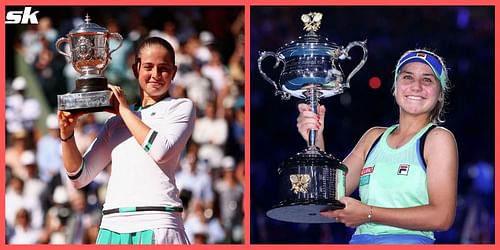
[250,6,494,244]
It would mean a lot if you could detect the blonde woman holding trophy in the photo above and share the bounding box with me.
[297,49,458,244]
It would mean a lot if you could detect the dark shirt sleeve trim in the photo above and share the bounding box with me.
[67,162,84,180]
[143,131,158,152]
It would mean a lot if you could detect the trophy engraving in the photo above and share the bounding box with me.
[258,12,367,223]
[55,14,123,112]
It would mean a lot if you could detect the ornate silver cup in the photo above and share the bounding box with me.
[258,12,368,223]
[55,15,123,112]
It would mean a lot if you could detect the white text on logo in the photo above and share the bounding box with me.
[5,7,40,24]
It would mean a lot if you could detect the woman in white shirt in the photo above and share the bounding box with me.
[58,37,195,244]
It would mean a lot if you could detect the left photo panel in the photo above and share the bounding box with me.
[4,5,244,245]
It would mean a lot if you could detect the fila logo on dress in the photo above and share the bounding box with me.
[397,164,410,176]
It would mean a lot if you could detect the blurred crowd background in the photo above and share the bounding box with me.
[250,7,494,244]
[5,6,244,244]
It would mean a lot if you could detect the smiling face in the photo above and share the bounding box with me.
[394,62,442,119]
[135,44,177,104]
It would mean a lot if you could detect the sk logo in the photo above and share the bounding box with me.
[5,7,40,24]
[290,174,311,194]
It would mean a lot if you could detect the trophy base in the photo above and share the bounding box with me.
[58,90,112,113]
[267,200,345,223]
[267,148,348,223]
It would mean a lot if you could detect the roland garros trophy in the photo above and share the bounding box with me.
[258,12,368,223]
[56,15,123,113]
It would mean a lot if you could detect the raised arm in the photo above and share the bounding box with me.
[296,103,326,150]
[58,111,112,189]
[58,111,84,174]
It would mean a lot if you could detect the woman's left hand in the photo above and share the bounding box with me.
[320,197,371,228]
[107,84,129,116]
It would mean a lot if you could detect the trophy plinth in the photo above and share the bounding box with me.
[266,148,347,223]
[58,77,112,112]
[57,90,112,113]
[56,14,123,113]
[258,12,367,223]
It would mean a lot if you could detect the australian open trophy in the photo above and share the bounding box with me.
[258,12,368,223]
[56,15,123,112]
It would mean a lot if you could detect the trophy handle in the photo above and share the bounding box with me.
[108,32,124,55]
[257,51,288,99]
[343,40,368,88]
[55,37,71,60]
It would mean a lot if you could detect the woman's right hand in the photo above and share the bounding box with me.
[296,103,326,142]
[57,111,84,138]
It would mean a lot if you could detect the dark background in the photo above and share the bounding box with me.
[250,6,494,244]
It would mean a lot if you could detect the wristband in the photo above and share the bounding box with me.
[60,131,74,141]
[368,206,373,222]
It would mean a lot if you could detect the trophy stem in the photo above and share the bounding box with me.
[306,87,320,150]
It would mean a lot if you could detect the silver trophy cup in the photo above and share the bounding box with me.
[55,15,123,112]
[258,12,368,223]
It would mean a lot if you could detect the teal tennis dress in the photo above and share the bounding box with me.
[351,123,436,244]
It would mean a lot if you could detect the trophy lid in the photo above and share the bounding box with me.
[69,14,108,34]
[277,12,340,56]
